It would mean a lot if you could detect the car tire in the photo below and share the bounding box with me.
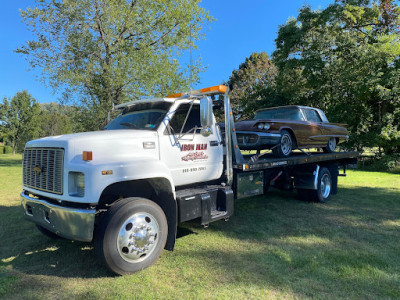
[36,224,61,239]
[323,138,336,153]
[95,197,168,275]
[273,130,293,158]
[309,167,332,203]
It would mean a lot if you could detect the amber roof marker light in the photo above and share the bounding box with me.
[167,85,227,98]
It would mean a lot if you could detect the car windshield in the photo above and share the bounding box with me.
[105,102,171,130]
[255,107,303,121]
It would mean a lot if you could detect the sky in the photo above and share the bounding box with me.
[0,0,332,104]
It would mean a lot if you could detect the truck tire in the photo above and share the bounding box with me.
[309,167,332,203]
[36,224,60,239]
[272,130,293,158]
[323,138,336,153]
[95,197,168,275]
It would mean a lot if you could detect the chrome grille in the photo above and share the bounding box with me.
[237,134,259,145]
[23,148,64,195]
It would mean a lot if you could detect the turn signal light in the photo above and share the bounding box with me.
[82,151,93,161]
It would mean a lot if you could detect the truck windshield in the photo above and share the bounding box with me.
[105,102,171,130]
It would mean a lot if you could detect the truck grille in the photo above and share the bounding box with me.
[23,148,64,195]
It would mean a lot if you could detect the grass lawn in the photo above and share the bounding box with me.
[0,154,399,299]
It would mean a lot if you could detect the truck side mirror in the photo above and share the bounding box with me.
[200,97,214,137]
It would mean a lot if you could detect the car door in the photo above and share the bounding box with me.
[301,108,326,146]
[158,101,223,187]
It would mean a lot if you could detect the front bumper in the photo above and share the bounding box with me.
[236,131,281,150]
[21,191,96,242]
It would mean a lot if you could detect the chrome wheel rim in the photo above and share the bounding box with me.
[281,134,292,156]
[320,174,331,199]
[117,212,159,263]
[328,138,336,151]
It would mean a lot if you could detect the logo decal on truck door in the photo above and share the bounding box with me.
[181,152,208,161]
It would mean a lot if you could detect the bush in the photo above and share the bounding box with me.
[0,146,4,154]
[3,146,13,154]
[358,154,400,173]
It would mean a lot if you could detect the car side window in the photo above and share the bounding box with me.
[167,103,201,135]
[303,109,322,123]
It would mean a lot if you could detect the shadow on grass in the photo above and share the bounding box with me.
[0,204,199,279]
[1,184,399,298]
[0,156,22,167]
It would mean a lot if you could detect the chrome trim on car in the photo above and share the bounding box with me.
[236,131,281,138]
[21,192,95,242]
[309,134,348,140]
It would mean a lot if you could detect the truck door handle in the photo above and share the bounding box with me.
[210,140,219,147]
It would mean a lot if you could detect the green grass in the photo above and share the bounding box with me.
[1,154,399,299]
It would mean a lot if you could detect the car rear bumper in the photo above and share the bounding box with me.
[21,191,95,242]
[236,131,281,150]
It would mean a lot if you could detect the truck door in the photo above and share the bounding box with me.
[159,102,224,187]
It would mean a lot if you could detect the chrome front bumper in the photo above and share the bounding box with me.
[21,192,96,242]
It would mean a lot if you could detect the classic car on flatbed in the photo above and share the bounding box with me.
[231,105,348,157]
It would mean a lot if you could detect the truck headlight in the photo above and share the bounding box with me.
[68,172,85,197]
[257,123,264,130]
[263,124,270,130]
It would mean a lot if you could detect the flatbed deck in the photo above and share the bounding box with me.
[234,151,359,171]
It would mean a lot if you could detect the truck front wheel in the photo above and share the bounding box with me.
[95,197,168,275]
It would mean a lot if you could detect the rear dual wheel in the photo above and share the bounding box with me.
[297,167,332,203]
[95,198,168,275]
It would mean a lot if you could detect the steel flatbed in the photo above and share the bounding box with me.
[234,151,359,171]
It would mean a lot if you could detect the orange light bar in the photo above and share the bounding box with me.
[82,151,93,161]
[167,85,227,98]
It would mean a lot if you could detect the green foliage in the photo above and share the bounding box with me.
[228,52,278,120]
[0,146,4,154]
[359,153,400,173]
[3,146,13,154]
[38,102,74,138]
[273,0,400,154]
[0,91,41,154]
[17,0,212,131]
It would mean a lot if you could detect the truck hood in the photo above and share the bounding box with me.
[25,130,159,164]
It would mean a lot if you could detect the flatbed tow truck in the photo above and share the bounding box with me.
[21,85,358,274]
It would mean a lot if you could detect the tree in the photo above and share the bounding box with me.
[0,91,41,154]
[228,52,278,120]
[273,0,400,153]
[17,0,212,131]
[38,103,74,137]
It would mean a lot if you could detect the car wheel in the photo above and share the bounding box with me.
[36,224,61,239]
[95,197,168,275]
[273,130,293,158]
[309,167,332,203]
[323,138,336,153]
